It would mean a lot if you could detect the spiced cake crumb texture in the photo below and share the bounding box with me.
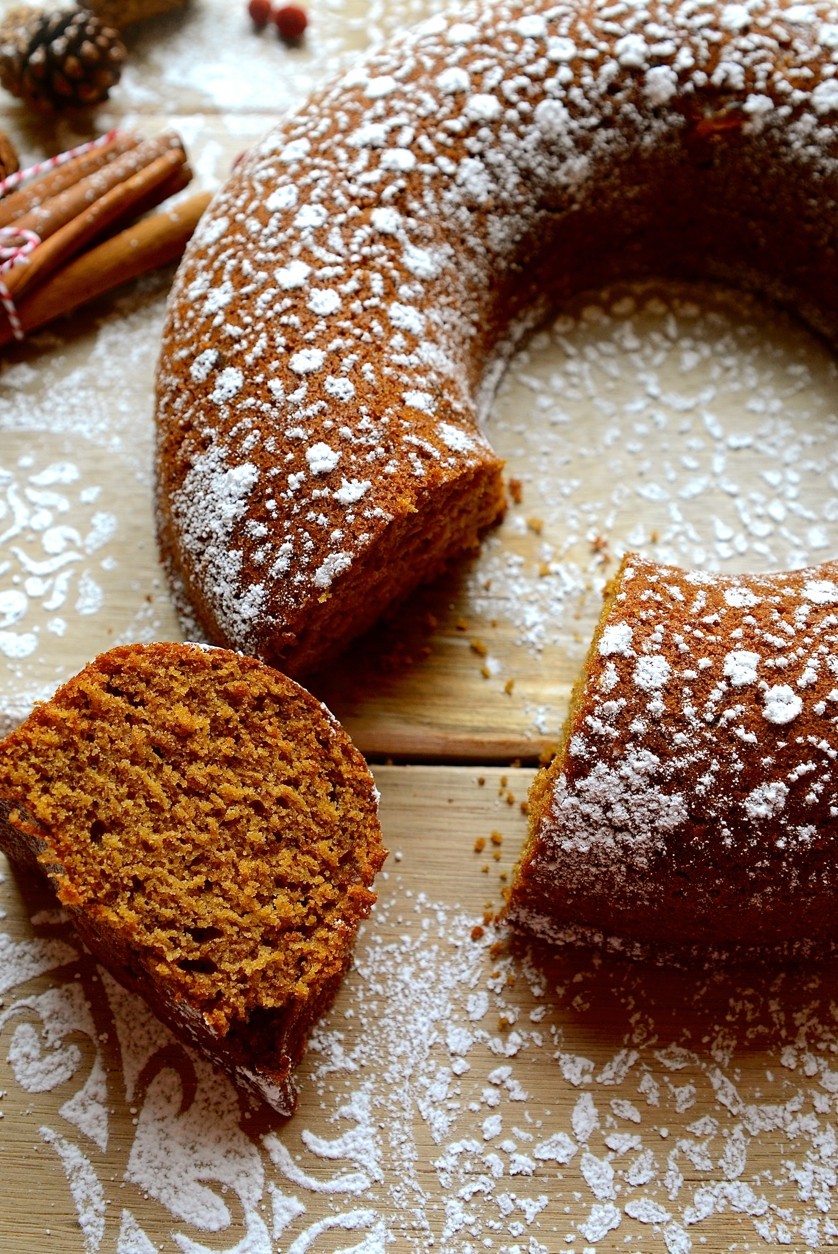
[508,554,838,955]
[155,0,838,676]
[0,642,385,1113]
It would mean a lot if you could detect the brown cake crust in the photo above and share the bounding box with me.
[0,642,385,1113]
[507,555,838,957]
[155,0,838,676]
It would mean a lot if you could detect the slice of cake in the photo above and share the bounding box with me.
[506,554,838,958]
[0,642,385,1113]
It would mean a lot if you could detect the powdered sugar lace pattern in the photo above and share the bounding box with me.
[3,866,838,1251]
[0,457,115,662]
[156,0,838,664]
[0,430,175,737]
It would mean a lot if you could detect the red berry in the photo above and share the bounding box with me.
[248,0,273,29]
[274,4,308,42]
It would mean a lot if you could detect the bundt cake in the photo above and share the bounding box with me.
[506,554,838,956]
[0,642,385,1113]
[155,0,838,675]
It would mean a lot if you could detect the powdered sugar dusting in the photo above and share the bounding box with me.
[155,0,838,673]
[0,429,179,737]
[723,648,760,686]
[1,0,838,1239]
[440,279,838,735]
[510,553,838,952]
[763,682,804,725]
[600,624,634,657]
[4,818,838,1250]
[2,8,837,747]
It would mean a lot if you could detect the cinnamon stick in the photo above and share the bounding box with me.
[4,146,192,303]
[0,131,142,229]
[10,132,187,243]
[0,191,211,348]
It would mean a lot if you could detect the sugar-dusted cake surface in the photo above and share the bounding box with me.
[155,0,838,675]
[0,642,385,1113]
[507,555,838,956]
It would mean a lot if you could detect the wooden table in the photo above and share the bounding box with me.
[1,1,838,1250]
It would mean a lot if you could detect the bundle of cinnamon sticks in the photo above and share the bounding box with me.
[0,128,211,348]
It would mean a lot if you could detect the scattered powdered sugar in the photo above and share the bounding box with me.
[804,578,838,605]
[11,272,837,745]
[2,0,837,746]
[4,851,838,1250]
[483,280,838,618]
[554,752,689,855]
[442,280,838,730]
[154,0,838,675]
[633,655,671,692]
[600,624,634,658]
[305,442,341,474]
[762,682,804,725]
[723,648,760,686]
[744,779,789,820]
[2,1,838,1242]
[0,429,179,736]
[510,551,838,952]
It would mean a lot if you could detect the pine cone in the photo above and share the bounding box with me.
[0,5,127,114]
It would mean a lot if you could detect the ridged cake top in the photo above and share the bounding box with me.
[155,0,838,659]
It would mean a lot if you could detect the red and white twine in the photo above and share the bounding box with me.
[0,129,121,342]
[0,228,40,340]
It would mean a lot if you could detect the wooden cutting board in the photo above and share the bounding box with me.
[1,1,838,1250]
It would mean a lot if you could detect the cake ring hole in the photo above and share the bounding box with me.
[312,277,838,762]
[488,279,838,580]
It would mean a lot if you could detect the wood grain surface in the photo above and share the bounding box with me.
[1,1,837,1250]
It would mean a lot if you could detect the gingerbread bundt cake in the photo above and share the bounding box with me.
[507,555,838,956]
[155,0,838,675]
[0,642,384,1113]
